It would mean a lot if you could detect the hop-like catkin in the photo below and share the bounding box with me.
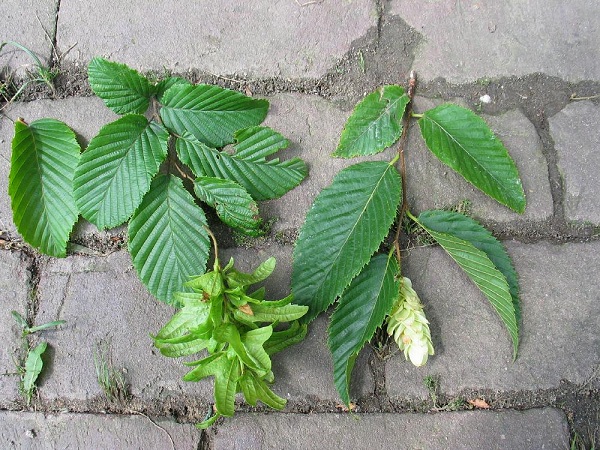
[386,277,434,367]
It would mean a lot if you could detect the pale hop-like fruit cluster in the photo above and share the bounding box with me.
[387,277,434,367]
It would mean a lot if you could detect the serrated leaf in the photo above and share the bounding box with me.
[263,321,307,355]
[232,126,288,161]
[88,57,152,115]
[23,341,47,398]
[194,177,261,235]
[224,257,276,288]
[419,104,526,213]
[292,161,402,323]
[246,303,308,323]
[417,209,521,327]
[334,85,410,158]
[155,77,191,103]
[128,175,210,304]
[74,116,169,229]
[176,131,306,201]
[417,222,519,357]
[329,253,399,405]
[9,119,80,257]
[159,84,269,148]
[253,375,286,410]
[214,356,240,417]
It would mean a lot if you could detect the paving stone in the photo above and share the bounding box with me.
[389,0,600,83]
[211,408,568,450]
[0,411,201,450]
[0,97,118,236]
[34,251,214,402]
[220,245,374,402]
[549,101,600,224]
[406,97,553,224]
[0,251,31,405]
[56,0,377,78]
[386,241,600,398]
[0,0,57,76]
[261,93,397,233]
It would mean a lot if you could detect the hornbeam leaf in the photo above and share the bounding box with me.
[159,84,269,148]
[194,177,261,236]
[292,161,402,323]
[128,175,210,304]
[417,221,519,357]
[9,119,80,257]
[418,104,526,213]
[74,115,168,229]
[334,85,410,158]
[329,253,399,406]
[176,131,306,201]
[88,57,152,115]
[417,209,521,328]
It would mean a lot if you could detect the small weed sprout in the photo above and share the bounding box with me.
[94,340,129,403]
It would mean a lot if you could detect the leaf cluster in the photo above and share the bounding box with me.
[292,84,526,406]
[8,58,307,304]
[154,257,308,428]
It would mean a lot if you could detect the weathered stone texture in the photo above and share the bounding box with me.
[389,0,600,83]
[0,411,201,449]
[386,241,600,398]
[211,408,568,450]
[550,101,600,224]
[56,0,378,78]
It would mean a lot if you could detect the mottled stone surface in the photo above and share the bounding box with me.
[56,0,378,78]
[0,411,201,449]
[211,408,568,450]
[550,101,600,224]
[389,0,600,83]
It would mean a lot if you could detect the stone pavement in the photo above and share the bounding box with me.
[1,1,599,449]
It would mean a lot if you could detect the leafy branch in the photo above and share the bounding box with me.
[292,73,525,406]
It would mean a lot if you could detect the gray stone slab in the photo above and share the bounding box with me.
[56,0,377,78]
[389,0,600,83]
[0,0,57,76]
[406,97,553,223]
[211,408,568,450]
[0,411,201,450]
[261,93,397,233]
[386,241,600,398]
[549,101,600,224]
[34,251,214,402]
[220,244,374,402]
[0,97,118,236]
[0,251,31,405]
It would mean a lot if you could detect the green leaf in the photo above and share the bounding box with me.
[244,303,308,323]
[417,221,519,357]
[159,84,269,148]
[253,375,286,410]
[214,356,240,417]
[11,311,28,329]
[184,271,225,297]
[194,177,261,235]
[196,412,221,430]
[242,326,273,374]
[88,57,152,115]
[128,175,210,304]
[239,371,258,406]
[418,104,526,213]
[224,257,276,288]
[27,320,66,334]
[176,131,307,201]
[417,209,521,327]
[328,253,399,405]
[231,126,288,161]
[334,85,409,158]
[292,161,402,323]
[183,353,227,382]
[9,119,80,257]
[155,77,191,103]
[74,116,169,229]
[263,321,307,355]
[23,341,47,399]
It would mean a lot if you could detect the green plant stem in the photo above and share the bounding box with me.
[411,113,424,118]
[392,71,417,267]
